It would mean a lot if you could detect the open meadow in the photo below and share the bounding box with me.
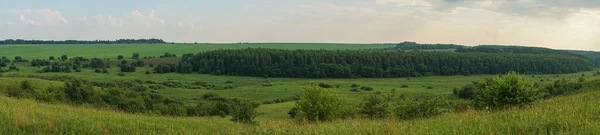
[1,43,600,134]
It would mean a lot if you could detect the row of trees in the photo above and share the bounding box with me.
[0,39,166,44]
[388,42,600,66]
[183,48,593,78]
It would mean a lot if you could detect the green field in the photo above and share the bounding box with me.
[2,62,598,120]
[1,77,598,134]
[0,43,394,59]
[1,43,599,134]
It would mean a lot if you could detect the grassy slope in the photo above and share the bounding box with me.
[1,87,599,134]
[0,43,394,59]
[3,68,598,120]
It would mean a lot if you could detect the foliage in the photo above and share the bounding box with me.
[473,71,542,108]
[453,83,479,99]
[294,85,345,122]
[132,53,140,59]
[394,95,448,120]
[120,65,137,72]
[187,48,593,78]
[317,82,333,88]
[359,92,394,119]
[541,79,584,97]
[89,58,105,69]
[230,100,259,124]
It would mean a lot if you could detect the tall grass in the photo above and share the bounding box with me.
[1,88,599,134]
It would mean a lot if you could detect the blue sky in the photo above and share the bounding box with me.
[1,0,600,50]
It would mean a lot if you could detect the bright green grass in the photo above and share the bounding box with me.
[1,85,599,134]
[3,65,599,120]
[5,64,597,105]
[0,43,394,59]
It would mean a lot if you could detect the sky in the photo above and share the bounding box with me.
[0,0,599,51]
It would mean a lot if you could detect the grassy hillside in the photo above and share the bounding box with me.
[0,43,394,59]
[4,66,598,106]
[1,86,599,134]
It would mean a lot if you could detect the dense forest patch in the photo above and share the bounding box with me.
[183,48,593,78]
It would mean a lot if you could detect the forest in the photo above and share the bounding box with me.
[180,48,594,78]
[389,41,600,66]
[0,38,166,44]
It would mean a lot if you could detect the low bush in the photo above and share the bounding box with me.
[473,71,542,108]
[360,86,374,91]
[293,85,345,122]
[359,92,394,119]
[394,95,448,120]
[317,82,333,88]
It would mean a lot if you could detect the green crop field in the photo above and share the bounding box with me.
[0,43,394,59]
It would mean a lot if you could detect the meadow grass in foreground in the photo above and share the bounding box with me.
[1,88,599,134]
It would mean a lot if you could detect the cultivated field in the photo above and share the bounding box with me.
[0,43,395,59]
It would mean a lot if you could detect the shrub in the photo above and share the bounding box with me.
[225,80,234,83]
[349,88,359,92]
[202,92,220,99]
[453,83,478,99]
[230,100,259,124]
[542,79,584,97]
[118,72,126,76]
[360,86,374,91]
[102,68,109,74]
[34,86,66,103]
[288,107,299,118]
[317,82,333,88]
[145,71,151,74]
[474,71,542,108]
[400,85,409,88]
[360,92,394,119]
[294,85,345,122]
[148,85,166,90]
[351,84,359,88]
[578,77,585,83]
[426,86,434,89]
[131,85,148,92]
[394,95,448,120]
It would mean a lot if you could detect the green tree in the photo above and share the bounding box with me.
[132,53,140,59]
[61,55,68,60]
[474,71,542,108]
[359,92,394,119]
[230,100,259,124]
[117,55,124,60]
[294,85,345,122]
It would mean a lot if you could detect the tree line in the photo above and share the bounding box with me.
[179,48,594,78]
[0,38,166,44]
[387,41,600,66]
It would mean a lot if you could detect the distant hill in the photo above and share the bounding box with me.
[387,41,600,66]
[0,38,166,44]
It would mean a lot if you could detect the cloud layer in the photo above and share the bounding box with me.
[0,0,599,50]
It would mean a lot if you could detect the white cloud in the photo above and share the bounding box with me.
[95,14,106,26]
[131,10,144,18]
[19,15,37,25]
[1,9,68,26]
